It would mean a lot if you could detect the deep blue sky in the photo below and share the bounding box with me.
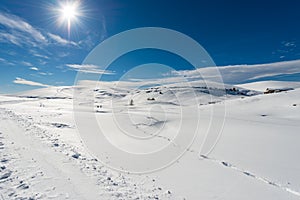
[0,0,300,93]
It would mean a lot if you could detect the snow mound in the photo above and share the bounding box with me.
[237,81,300,92]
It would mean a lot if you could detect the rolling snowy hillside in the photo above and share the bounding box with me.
[0,79,300,199]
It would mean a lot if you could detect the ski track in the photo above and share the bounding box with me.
[0,107,171,200]
[199,155,300,198]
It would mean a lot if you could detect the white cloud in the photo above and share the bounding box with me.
[21,61,33,67]
[0,32,22,46]
[0,12,46,43]
[282,41,296,47]
[48,33,78,46]
[78,35,97,50]
[39,61,48,65]
[0,11,100,53]
[66,64,115,75]
[38,72,53,76]
[30,67,39,71]
[13,77,50,87]
[57,52,70,58]
[33,53,49,60]
[0,57,15,66]
[171,59,300,84]
[0,11,79,48]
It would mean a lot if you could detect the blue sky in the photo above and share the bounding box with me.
[0,0,300,93]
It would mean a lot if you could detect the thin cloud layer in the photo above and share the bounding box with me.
[172,59,300,84]
[66,64,115,75]
[48,33,78,46]
[14,77,50,87]
[0,12,46,43]
[0,11,78,47]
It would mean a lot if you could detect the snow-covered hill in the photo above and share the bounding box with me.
[237,80,300,92]
[0,80,299,199]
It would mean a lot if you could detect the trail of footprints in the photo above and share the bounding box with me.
[0,130,51,199]
[200,155,300,197]
[0,108,172,200]
[2,105,298,199]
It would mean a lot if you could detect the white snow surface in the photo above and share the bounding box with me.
[237,81,300,92]
[0,80,299,199]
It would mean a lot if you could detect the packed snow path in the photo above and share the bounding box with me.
[0,108,170,200]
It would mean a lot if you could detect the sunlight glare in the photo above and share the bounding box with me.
[58,1,80,38]
[61,4,77,20]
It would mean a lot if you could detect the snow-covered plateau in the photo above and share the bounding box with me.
[0,79,299,200]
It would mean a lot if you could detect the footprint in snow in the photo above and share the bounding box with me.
[0,171,12,180]
[72,153,81,159]
[221,161,232,167]
[1,158,9,163]
[243,171,255,177]
[51,123,71,128]
[17,183,29,190]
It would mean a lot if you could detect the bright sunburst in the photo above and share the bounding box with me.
[61,4,77,20]
[57,1,81,38]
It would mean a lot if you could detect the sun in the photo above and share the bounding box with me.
[58,1,81,38]
[61,4,77,21]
